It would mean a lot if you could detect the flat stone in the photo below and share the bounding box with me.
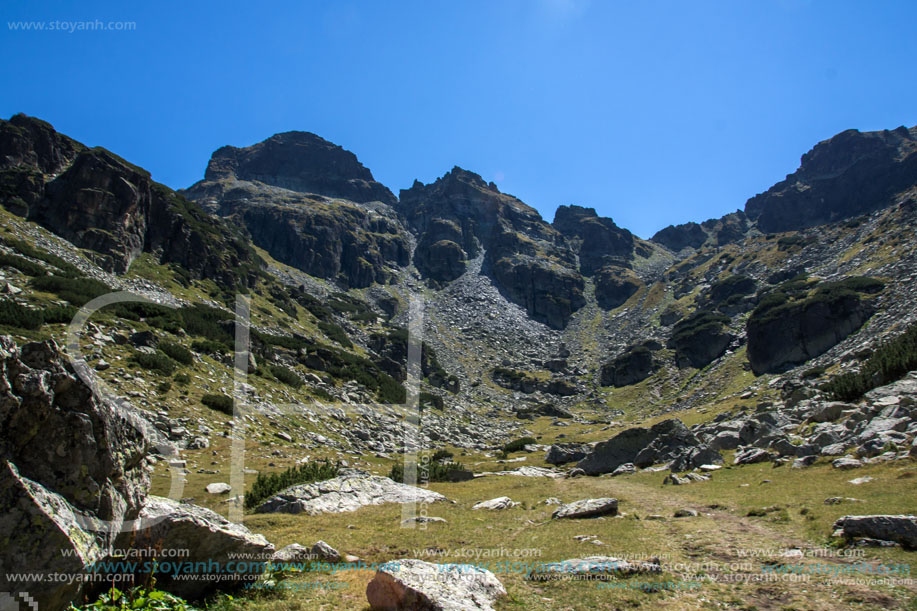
[255,475,447,515]
[552,498,618,519]
[206,482,231,494]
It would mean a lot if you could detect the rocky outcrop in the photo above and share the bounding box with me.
[832,515,917,549]
[205,190,409,287]
[651,221,707,252]
[552,205,634,275]
[600,343,659,387]
[747,281,879,374]
[366,559,507,611]
[652,211,750,251]
[745,126,917,233]
[593,265,642,310]
[545,443,590,465]
[0,115,261,284]
[399,168,585,328]
[668,312,732,369]
[0,337,152,609]
[576,419,706,475]
[202,131,396,204]
[254,475,447,515]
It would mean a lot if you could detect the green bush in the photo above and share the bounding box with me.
[158,340,193,366]
[201,393,234,415]
[419,391,444,410]
[389,460,468,484]
[502,436,538,453]
[0,299,43,329]
[190,339,228,355]
[173,372,191,385]
[133,351,176,376]
[432,449,454,461]
[156,381,172,394]
[31,275,110,306]
[0,252,47,276]
[318,320,353,348]
[178,304,234,345]
[269,365,303,388]
[822,321,917,401]
[244,459,339,510]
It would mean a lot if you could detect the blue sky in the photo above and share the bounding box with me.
[2,1,915,238]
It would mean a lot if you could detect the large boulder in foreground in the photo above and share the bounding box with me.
[0,337,153,609]
[115,496,274,600]
[0,461,108,611]
[832,515,917,549]
[366,559,506,611]
[255,475,447,515]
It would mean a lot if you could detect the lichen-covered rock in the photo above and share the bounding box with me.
[0,462,107,610]
[832,515,917,549]
[115,496,275,600]
[255,475,447,515]
[366,559,506,611]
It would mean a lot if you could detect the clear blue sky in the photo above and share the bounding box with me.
[2,1,915,238]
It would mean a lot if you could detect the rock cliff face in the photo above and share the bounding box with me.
[552,205,634,275]
[203,131,396,205]
[745,126,917,233]
[0,115,261,286]
[400,168,586,328]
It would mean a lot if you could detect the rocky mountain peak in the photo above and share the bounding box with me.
[745,124,917,233]
[201,130,396,204]
[552,204,635,275]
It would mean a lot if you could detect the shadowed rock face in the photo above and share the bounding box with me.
[203,131,396,205]
[185,132,408,288]
[400,168,586,328]
[747,289,875,374]
[0,115,261,284]
[745,126,917,233]
[552,205,635,275]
